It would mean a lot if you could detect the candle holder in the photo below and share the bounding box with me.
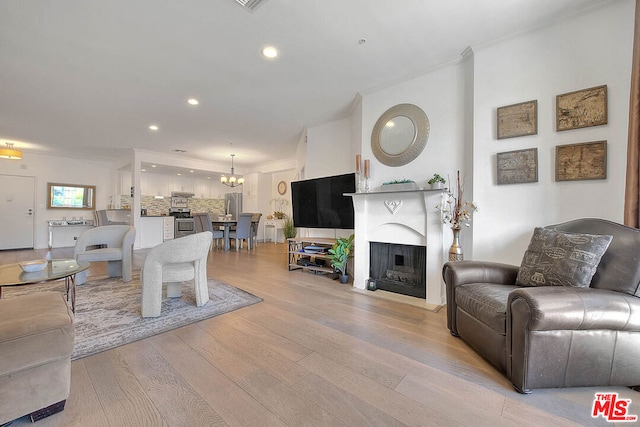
[364,177,370,193]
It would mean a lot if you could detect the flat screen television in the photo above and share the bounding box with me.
[291,173,355,229]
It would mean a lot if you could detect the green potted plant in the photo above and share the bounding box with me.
[283,217,297,239]
[327,234,354,284]
[427,173,446,189]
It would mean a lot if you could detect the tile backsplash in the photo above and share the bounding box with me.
[120,195,226,216]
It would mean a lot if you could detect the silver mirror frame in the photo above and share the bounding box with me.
[371,103,430,167]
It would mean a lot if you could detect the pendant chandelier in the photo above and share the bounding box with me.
[0,142,22,160]
[220,154,244,187]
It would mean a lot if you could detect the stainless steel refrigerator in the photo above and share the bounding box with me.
[225,193,242,220]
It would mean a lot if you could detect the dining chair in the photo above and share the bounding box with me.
[229,213,254,250]
[192,212,224,249]
[250,212,262,247]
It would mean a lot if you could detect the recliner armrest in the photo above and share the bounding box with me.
[443,261,519,288]
[443,261,519,335]
[508,286,640,331]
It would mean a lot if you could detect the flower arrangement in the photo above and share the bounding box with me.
[270,198,289,219]
[437,171,478,229]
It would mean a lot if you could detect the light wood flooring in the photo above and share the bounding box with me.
[2,243,637,426]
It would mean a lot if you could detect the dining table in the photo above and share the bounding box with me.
[211,219,237,251]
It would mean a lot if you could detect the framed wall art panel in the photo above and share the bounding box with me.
[555,141,607,181]
[497,148,538,185]
[556,85,607,131]
[497,100,538,139]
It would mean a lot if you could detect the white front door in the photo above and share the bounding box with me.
[0,175,35,250]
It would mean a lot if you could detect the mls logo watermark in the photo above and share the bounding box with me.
[592,392,638,422]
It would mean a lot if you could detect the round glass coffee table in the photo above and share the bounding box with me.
[0,259,90,312]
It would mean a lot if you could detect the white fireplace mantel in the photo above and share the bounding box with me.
[347,189,448,306]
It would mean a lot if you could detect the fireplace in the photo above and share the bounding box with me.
[370,242,426,299]
[349,188,447,306]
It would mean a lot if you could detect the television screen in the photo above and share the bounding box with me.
[291,173,355,229]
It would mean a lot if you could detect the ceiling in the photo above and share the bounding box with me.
[0,0,617,173]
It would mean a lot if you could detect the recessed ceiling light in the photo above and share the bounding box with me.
[187,98,199,106]
[261,46,278,59]
[189,170,194,173]
[141,169,146,172]
[177,173,182,176]
[149,125,159,131]
[151,164,156,168]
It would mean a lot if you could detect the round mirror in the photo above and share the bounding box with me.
[371,103,429,166]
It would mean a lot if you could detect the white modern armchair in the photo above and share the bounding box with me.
[73,225,136,285]
[141,231,212,318]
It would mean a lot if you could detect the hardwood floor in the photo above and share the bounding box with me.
[2,243,637,426]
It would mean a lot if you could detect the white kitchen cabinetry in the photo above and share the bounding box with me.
[194,179,212,199]
[163,216,174,240]
[138,217,164,249]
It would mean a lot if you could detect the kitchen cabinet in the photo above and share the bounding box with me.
[138,217,164,249]
[163,216,174,240]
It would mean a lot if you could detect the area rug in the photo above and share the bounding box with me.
[3,275,262,360]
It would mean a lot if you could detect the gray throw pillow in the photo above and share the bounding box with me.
[516,227,613,288]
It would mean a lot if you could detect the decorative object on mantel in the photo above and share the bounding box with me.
[427,173,446,190]
[371,103,430,166]
[384,200,402,214]
[381,179,417,192]
[364,159,371,192]
[327,234,354,284]
[437,171,478,261]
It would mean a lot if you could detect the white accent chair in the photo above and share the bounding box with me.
[141,231,212,318]
[73,225,136,285]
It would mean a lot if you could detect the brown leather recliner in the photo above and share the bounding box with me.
[443,218,640,394]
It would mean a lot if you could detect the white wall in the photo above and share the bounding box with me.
[305,117,353,179]
[472,1,634,264]
[361,61,467,191]
[0,152,117,249]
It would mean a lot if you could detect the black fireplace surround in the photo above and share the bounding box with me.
[369,242,426,299]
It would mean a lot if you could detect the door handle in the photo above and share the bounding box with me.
[27,209,33,215]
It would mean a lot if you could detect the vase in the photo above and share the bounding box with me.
[449,227,463,262]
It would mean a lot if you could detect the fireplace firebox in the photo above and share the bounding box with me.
[369,242,426,299]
